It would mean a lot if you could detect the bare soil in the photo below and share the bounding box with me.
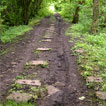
[0,17,98,106]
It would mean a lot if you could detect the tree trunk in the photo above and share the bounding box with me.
[72,6,80,23]
[91,0,99,34]
[72,0,85,24]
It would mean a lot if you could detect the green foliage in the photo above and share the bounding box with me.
[15,84,23,89]
[30,86,47,98]
[59,0,106,33]
[75,33,106,71]
[60,3,76,21]
[66,25,106,91]
[79,5,92,32]
[41,61,49,68]
[25,62,32,69]
[34,50,41,55]
[1,0,53,26]
[38,7,52,17]
[0,0,7,34]
[1,100,35,106]
[38,1,54,18]
[99,1,106,27]
[102,84,106,91]
[16,75,24,80]
[82,71,93,78]
[0,49,10,56]
[1,25,32,43]
[28,18,41,27]
[1,0,42,25]
[86,82,94,88]
[2,0,23,25]
[0,0,54,43]
[71,24,85,33]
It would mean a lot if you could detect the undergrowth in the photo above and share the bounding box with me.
[0,100,35,106]
[0,15,45,43]
[1,25,32,43]
[28,17,43,27]
[66,23,106,92]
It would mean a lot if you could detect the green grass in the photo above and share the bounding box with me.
[34,50,41,55]
[40,61,49,68]
[66,23,106,91]
[0,100,36,106]
[1,25,32,43]
[25,61,49,69]
[0,49,10,56]
[0,17,43,43]
[16,75,24,80]
[48,48,52,51]
[28,18,41,27]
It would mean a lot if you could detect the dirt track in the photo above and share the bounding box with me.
[0,17,97,106]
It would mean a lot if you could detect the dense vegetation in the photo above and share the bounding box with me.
[0,0,53,43]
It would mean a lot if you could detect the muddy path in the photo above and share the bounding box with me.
[0,17,97,106]
[35,18,97,106]
[0,18,50,100]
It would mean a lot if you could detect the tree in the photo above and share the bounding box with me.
[1,0,44,25]
[91,0,99,34]
[72,0,85,24]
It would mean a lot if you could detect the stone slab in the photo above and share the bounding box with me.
[7,92,32,102]
[36,48,51,51]
[96,91,106,100]
[46,85,60,96]
[16,80,41,86]
[86,76,103,83]
[29,60,47,66]
[44,36,53,39]
[42,39,52,42]
[75,49,83,54]
[55,82,65,87]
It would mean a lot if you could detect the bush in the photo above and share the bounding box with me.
[79,5,93,33]
[71,24,84,33]
[38,7,52,17]
[60,3,76,21]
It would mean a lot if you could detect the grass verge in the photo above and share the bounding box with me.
[0,16,44,43]
[28,17,42,27]
[0,100,35,106]
[1,25,32,43]
[66,23,106,92]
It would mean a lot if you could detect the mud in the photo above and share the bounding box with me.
[0,18,50,101]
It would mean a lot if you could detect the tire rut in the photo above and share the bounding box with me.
[37,17,95,106]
